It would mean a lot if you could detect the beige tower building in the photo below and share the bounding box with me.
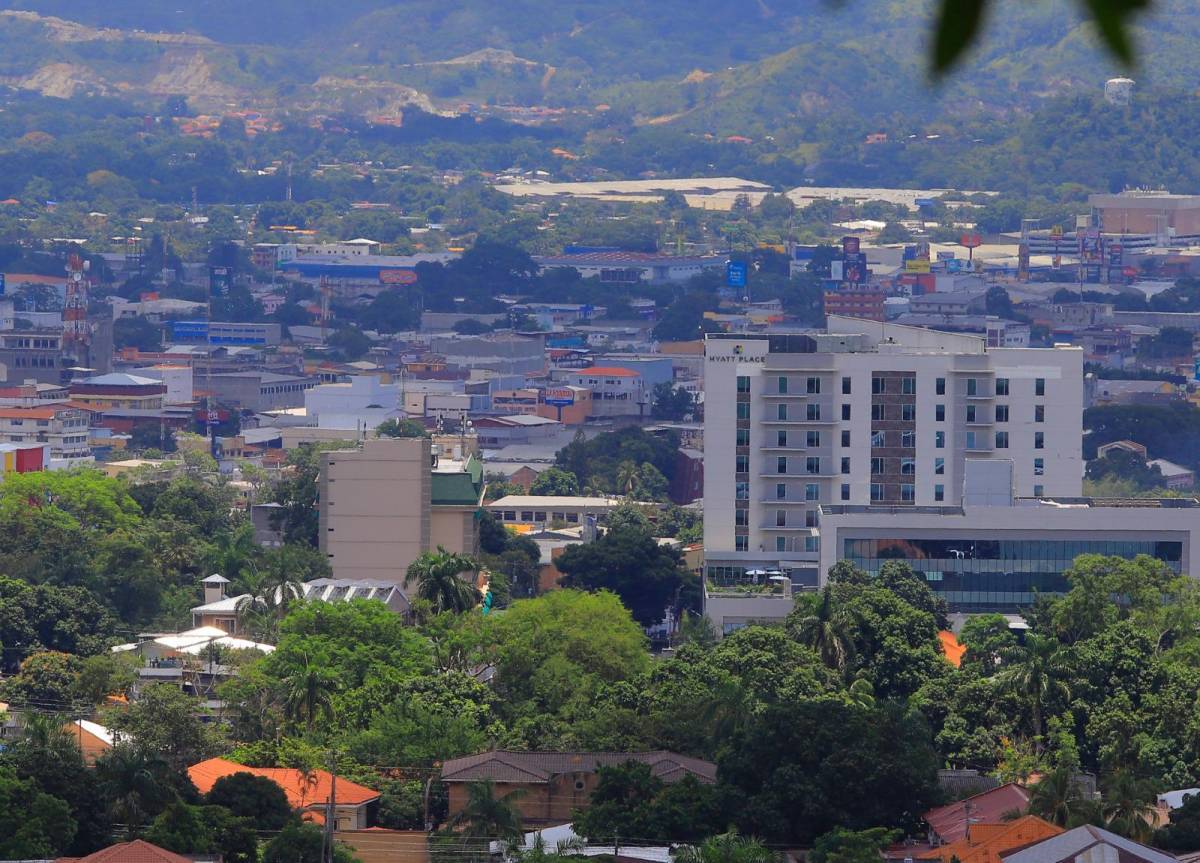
[318,437,483,583]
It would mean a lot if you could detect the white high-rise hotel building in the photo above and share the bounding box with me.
[702,316,1084,585]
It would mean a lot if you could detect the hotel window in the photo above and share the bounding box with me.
[736,482,749,500]
[806,510,819,528]
[736,454,750,473]
[872,404,885,421]
[901,458,916,475]
[871,457,884,474]
[776,483,787,500]
[935,484,945,502]
[737,403,750,419]
[1034,458,1045,476]
[736,376,750,393]
[807,431,821,447]
[807,403,822,421]
[966,405,977,423]
[777,456,787,474]
[901,377,916,395]
[736,535,748,552]
[805,483,820,501]
[806,457,821,474]
[870,483,884,502]
[901,431,916,447]
[1035,405,1045,423]
[901,404,915,422]
[777,376,788,394]
[736,509,749,526]
[777,509,787,527]
[1035,378,1046,396]
[872,431,886,447]
[967,378,978,396]
[901,484,915,502]
[936,404,945,422]
[807,377,821,394]
[777,403,787,420]
[777,430,787,447]
[1035,432,1045,449]
[936,377,946,395]
[842,376,852,394]
[995,404,1009,422]
[841,483,850,501]
[996,378,1010,396]
[841,430,851,447]
[737,428,750,446]
[776,537,787,552]
[995,431,1009,448]
[872,376,886,394]
[1034,484,1045,497]
[841,404,851,421]
[935,457,945,475]
[841,457,851,474]
[966,431,978,449]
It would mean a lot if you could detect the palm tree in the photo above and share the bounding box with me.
[203,522,258,584]
[995,634,1069,745]
[20,712,81,762]
[96,744,173,837]
[616,460,639,496]
[447,779,526,862]
[235,556,305,640]
[848,674,876,708]
[1102,770,1157,843]
[405,547,480,614]
[675,832,777,863]
[282,656,338,732]
[791,586,856,674]
[1028,766,1085,827]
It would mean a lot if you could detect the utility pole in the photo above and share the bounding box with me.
[324,751,338,863]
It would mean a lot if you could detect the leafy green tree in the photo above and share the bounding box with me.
[95,744,180,836]
[104,683,224,773]
[530,467,580,496]
[1027,766,1090,827]
[995,634,1069,746]
[405,547,480,614]
[789,587,855,674]
[205,771,293,830]
[0,765,76,858]
[651,382,695,421]
[1,651,79,707]
[809,827,899,863]
[958,613,1017,675]
[263,822,358,863]
[633,462,670,502]
[1102,770,1157,842]
[146,800,212,854]
[1154,791,1200,851]
[574,762,723,843]
[876,222,911,244]
[114,316,164,351]
[1085,451,1166,492]
[556,526,687,627]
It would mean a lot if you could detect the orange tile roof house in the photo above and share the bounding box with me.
[441,750,716,827]
[188,757,380,830]
[925,783,1032,845]
[916,816,1064,863]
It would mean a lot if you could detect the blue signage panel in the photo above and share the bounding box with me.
[726,261,748,288]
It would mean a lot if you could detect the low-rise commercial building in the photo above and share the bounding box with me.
[69,373,166,411]
[206,372,317,411]
[0,404,91,463]
[562,366,646,418]
[487,494,621,527]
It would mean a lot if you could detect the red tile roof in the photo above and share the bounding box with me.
[940,630,966,667]
[56,839,194,863]
[916,816,1063,863]
[0,406,63,420]
[188,757,379,809]
[925,783,1032,844]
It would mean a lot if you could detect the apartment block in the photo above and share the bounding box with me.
[0,404,92,464]
[702,317,1083,586]
[318,437,483,584]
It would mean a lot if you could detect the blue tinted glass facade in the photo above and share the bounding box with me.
[843,537,1183,612]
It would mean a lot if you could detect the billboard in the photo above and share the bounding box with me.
[841,236,861,256]
[905,259,931,274]
[0,273,5,296]
[830,260,844,281]
[379,268,418,285]
[543,387,576,407]
[209,266,232,297]
[726,260,748,288]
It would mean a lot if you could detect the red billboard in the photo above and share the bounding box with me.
[379,269,418,285]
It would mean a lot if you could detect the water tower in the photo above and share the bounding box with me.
[1105,78,1134,106]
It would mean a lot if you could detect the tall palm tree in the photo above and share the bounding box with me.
[20,712,82,762]
[791,586,856,674]
[282,656,338,732]
[405,547,480,614]
[995,634,1069,745]
[204,522,258,585]
[1102,770,1157,843]
[235,557,305,640]
[616,460,639,496]
[96,744,173,837]
[448,779,526,861]
[1028,766,1085,827]
[675,832,777,863]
